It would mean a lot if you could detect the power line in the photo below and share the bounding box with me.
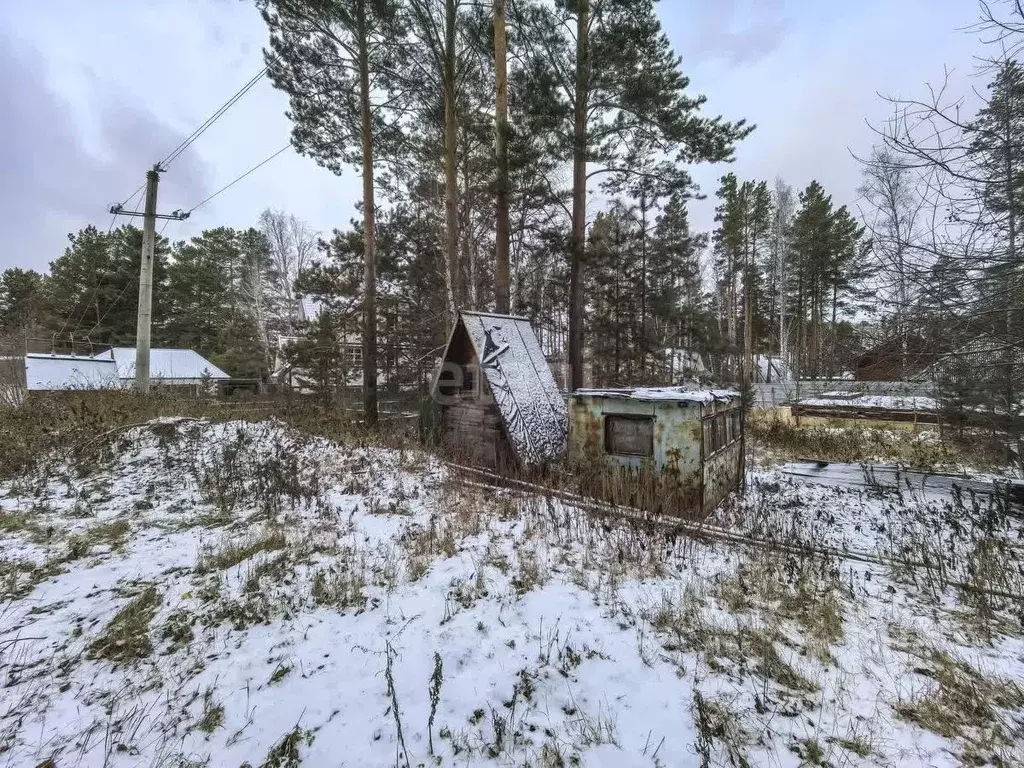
[188,144,291,214]
[72,186,148,342]
[160,65,270,170]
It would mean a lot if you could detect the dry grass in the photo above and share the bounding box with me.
[310,560,367,612]
[692,691,752,768]
[196,688,225,734]
[87,586,162,664]
[196,528,288,573]
[894,646,1024,754]
[749,412,1006,471]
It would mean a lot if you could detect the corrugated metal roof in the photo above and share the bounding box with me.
[445,311,568,465]
[110,348,230,381]
[25,354,119,391]
[23,348,230,390]
[570,387,739,404]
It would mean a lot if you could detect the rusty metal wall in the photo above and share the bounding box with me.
[567,395,703,479]
[702,440,743,512]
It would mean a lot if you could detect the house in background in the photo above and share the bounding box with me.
[666,348,710,384]
[753,354,790,384]
[24,347,229,394]
[854,334,936,381]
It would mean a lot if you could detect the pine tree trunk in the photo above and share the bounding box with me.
[493,0,511,313]
[568,0,589,391]
[744,265,753,387]
[461,148,475,309]
[830,281,838,380]
[357,2,378,426]
[640,188,648,377]
[443,0,460,315]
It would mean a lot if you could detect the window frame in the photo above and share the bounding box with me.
[603,414,655,457]
[703,406,742,457]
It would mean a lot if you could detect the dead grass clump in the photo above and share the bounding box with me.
[0,511,44,539]
[311,561,367,612]
[692,691,752,768]
[511,544,548,596]
[88,586,161,663]
[258,725,308,768]
[749,412,1005,471]
[243,553,293,595]
[399,514,460,581]
[1,558,64,599]
[197,528,287,573]
[196,688,225,734]
[735,627,818,693]
[83,518,132,552]
[646,589,817,695]
[895,647,1024,750]
[713,548,846,666]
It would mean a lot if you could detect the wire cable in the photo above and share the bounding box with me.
[160,65,270,170]
[187,144,291,214]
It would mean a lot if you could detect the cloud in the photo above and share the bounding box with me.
[667,0,790,67]
[0,32,210,271]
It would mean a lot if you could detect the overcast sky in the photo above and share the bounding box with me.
[0,0,987,273]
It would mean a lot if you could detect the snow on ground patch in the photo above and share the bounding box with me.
[1,419,1023,767]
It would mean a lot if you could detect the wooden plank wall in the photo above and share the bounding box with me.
[442,392,504,468]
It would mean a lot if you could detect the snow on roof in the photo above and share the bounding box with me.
[25,354,120,391]
[448,310,568,465]
[299,297,324,322]
[111,348,230,381]
[570,386,740,404]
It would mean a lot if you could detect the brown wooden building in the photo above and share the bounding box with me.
[432,311,568,469]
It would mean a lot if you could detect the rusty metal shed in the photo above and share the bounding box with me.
[567,387,744,516]
[431,311,568,469]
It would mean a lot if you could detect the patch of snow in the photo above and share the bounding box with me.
[1,419,1022,767]
[799,394,939,411]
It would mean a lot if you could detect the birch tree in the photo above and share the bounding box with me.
[259,0,402,425]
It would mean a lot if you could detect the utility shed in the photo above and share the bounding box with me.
[432,311,568,469]
[567,387,743,517]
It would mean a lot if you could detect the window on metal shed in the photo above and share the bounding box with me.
[604,415,654,456]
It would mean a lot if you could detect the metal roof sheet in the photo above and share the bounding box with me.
[25,354,119,391]
[570,387,740,404]
[110,348,230,381]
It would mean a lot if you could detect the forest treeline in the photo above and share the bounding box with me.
[2,0,1023,422]
[0,211,315,380]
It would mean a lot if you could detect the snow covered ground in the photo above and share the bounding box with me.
[798,394,940,412]
[1,419,1023,767]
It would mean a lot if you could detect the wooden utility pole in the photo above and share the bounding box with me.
[108,165,188,393]
[493,0,510,313]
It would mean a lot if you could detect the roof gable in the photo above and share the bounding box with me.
[110,348,230,381]
[25,354,119,391]
[438,311,568,465]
